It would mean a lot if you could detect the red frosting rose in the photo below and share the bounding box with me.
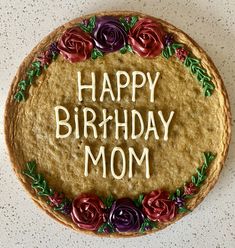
[175,47,189,62]
[71,193,106,231]
[57,27,93,63]
[128,18,165,58]
[184,182,198,195]
[142,190,177,222]
[37,50,52,67]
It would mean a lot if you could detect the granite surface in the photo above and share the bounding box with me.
[0,0,234,247]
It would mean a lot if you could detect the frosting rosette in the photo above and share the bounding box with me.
[37,50,52,67]
[184,182,198,195]
[128,18,165,58]
[142,190,177,222]
[92,16,128,53]
[57,27,93,63]
[71,193,106,231]
[109,198,144,232]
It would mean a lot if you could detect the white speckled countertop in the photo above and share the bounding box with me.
[0,0,234,247]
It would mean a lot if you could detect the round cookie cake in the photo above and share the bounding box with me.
[5,11,231,237]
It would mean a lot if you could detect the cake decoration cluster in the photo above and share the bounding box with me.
[23,152,215,234]
[58,16,165,60]
[14,42,59,102]
[17,14,217,234]
[14,15,215,101]
[162,33,215,96]
[57,27,94,62]
[23,161,71,215]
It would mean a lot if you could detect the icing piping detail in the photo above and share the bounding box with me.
[23,161,71,214]
[22,152,215,234]
[162,35,215,96]
[14,15,215,102]
[14,43,59,102]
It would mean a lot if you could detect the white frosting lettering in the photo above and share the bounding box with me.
[74,107,80,139]
[132,71,146,102]
[55,106,72,138]
[131,109,144,139]
[145,111,159,140]
[100,72,115,101]
[83,107,98,138]
[128,147,150,178]
[110,147,126,180]
[54,70,176,180]
[114,109,128,140]
[77,71,96,101]
[98,109,113,139]
[158,111,175,141]
[147,72,160,103]
[116,71,130,101]
[84,145,106,178]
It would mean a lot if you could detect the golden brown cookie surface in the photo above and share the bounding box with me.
[5,11,231,237]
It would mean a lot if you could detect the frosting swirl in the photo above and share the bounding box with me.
[37,50,52,67]
[92,16,128,53]
[175,47,189,62]
[109,198,144,232]
[184,182,198,195]
[142,190,177,222]
[128,18,165,58]
[71,193,106,231]
[57,27,93,63]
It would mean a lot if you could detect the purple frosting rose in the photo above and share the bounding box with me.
[92,16,128,53]
[109,198,144,232]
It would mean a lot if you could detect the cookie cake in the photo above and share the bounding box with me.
[5,11,231,237]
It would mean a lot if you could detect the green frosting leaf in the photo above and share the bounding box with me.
[184,194,193,199]
[169,192,175,200]
[139,218,157,233]
[32,61,41,69]
[129,16,138,28]
[192,152,216,187]
[191,175,196,184]
[52,51,58,61]
[171,43,183,50]
[120,44,133,54]
[23,161,53,197]
[27,161,36,173]
[203,81,215,96]
[176,188,181,197]
[162,43,183,59]
[119,17,129,32]
[78,16,96,33]
[103,195,115,208]
[119,16,138,31]
[162,48,170,59]
[204,152,216,167]
[178,206,190,213]
[14,90,25,102]
[18,80,29,91]
[97,222,114,233]
[91,48,103,60]
[183,55,215,96]
[53,198,70,212]
[31,61,42,77]
[169,188,183,200]
[133,194,144,207]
